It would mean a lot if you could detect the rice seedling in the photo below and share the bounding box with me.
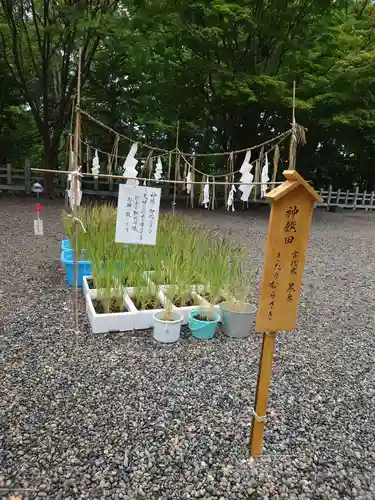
[62,203,252,323]
[131,281,160,311]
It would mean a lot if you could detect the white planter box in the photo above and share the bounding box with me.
[83,276,135,300]
[127,288,166,330]
[86,293,138,334]
[83,275,93,298]
[84,276,225,333]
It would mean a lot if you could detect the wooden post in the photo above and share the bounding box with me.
[288,81,297,171]
[271,146,279,190]
[353,186,359,210]
[109,155,114,193]
[370,191,374,211]
[72,48,82,333]
[345,189,349,207]
[250,331,277,456]
[250,169,322,457]
[327,185,332,207]
[336,188,341,206]
[25,159,31,194]
[190,157,195,208]
[173,120,180,214]
[7,164,12,185]
[362,190,367,208]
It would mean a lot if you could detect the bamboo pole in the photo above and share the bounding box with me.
[173,121,180,215]
[289,81,297,171]
[271,145,280,190]
[73,48,82,334]
[191,157,195,208]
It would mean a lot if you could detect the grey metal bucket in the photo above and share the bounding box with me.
[220,302,257,338]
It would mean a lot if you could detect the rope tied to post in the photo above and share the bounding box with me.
[265,331,277,337]
[252,410,267,423]
[67,214,86,233]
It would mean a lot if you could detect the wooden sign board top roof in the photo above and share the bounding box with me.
[266,170,322,203]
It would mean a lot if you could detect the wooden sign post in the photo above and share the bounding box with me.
[250,170,322,457]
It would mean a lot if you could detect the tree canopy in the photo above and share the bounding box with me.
[1,0,375,190]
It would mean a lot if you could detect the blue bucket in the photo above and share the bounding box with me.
[188,310,220,340]
[60,240,71,267]
[61,239,71,251]
[61,249,92,287]
[60,239,88,264]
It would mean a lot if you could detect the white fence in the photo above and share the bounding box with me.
[316,186,375,210]
[0,163,374,210]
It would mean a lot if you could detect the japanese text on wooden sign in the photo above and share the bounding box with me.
[256,171,321,332]
[115,184,161,245]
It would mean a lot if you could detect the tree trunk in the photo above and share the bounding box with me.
[43,146,58,198]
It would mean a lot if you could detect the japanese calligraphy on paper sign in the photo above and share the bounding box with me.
[256,170,322,332]
[115,185,161,245]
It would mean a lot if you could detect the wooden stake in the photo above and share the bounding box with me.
[250,170,322,457]
[72,47,82,333]
[250,332,277,457]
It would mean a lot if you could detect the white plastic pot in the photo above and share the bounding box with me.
[153,311,183,343]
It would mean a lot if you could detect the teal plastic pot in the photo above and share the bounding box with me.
[188,310,220,340]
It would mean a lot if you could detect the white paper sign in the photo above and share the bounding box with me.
[115,185,161,245]
[34,219,44,235]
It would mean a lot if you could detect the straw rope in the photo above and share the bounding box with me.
[79,107,292,159]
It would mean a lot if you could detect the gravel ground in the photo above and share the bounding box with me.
[0,197,374,500]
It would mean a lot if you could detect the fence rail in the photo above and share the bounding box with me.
[0,162,374,210]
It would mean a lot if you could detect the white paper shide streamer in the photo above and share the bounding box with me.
[238,150,254,202]
[202,179,210,208]
[261,153,269,198]
[154,157,163,182]
[122,143,139,185]
[92,149,100,179]
[226,184,236,211]
[67,173,82,209]
[239,150,251,174]
[186,169,192,194]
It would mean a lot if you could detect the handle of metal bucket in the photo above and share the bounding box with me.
[189,322,207,331]
[189,316,215,331]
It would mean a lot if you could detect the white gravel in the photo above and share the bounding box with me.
[0,198,374,499]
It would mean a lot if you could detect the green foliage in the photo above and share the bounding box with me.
[0,0,119,193]
[2,0,375,187]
